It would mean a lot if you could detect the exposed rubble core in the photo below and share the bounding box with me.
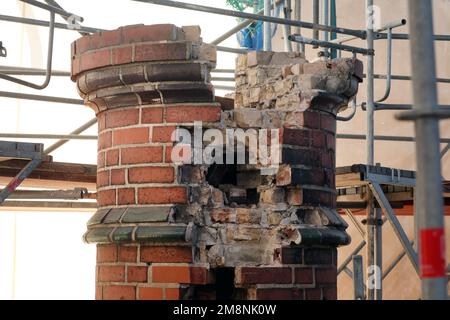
[71,24,362,300]
[233,51,361,110]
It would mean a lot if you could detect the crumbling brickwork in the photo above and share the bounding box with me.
[71,24,362,300]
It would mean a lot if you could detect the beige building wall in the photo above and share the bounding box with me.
[270,0,450,299]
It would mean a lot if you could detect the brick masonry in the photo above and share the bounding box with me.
[71,24,362,300]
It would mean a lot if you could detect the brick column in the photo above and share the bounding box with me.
[71,24,362,300]
[71,24,218,300]
[228,52,363,300]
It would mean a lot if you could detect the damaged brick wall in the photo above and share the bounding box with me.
[71,24,362,300]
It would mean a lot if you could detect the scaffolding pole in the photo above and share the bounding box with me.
[329,134,450,144]
[0,65,70,77]
[406,0,447,300]
[293,0,304,53]
[353,255,365,300]
[0,90,83,105]
[321,0,329,56]
[19,0,78,20]
[313,0,319,48]
[0,133,97,140]
[365,0,376,301]
[282,0,293,52]
[0,12,55,90]
[0,14,101,33]
[288,35,373,55]
[332,19,406,45]
[211,9,264,45]
[216,46,247,54]
[130,0,367,39]
[44,118,97,154]
[376,33,450,41]
[264,0,272,50]
[366,0,375,166]
[43,0,89,36]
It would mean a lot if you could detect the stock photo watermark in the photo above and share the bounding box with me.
[367,265,382,290]
[67,14,83,30]
[170,121,281,174]
[366,5,382,30]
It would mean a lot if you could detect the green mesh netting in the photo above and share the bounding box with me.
[225,0,260,12]
[226,0,264,35]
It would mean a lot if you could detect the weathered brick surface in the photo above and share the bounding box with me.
[97,189,116,207]
[236,267,292,285]
[294,267,314,284]
[166,105,221,123]
[80,49,110,73]
[103,285,136,300]
[106,149,119,166]
[95,285,103,300]
[97,170,109,188]
[95,244,338,300]
[305,288,322,300]
[118,246,138,262]
[321,113,337,134]
[71,24,216,80]
[315,267,338,285]
[111,169,125,185]
[304,248,334,265]
[127,266,148,283]
[255,288,304,300]
[302,189,335,207]
[98,265,125,282]
[98,132,112,150]
[120,24,184,45]
[113,127,149,146]
[140,246,192,263]
[112,46,132,65]
[165,288,182,300]
[151,265,209,284]
[117,188,135,205]
[134,42,191,62]
[97,151,106,169]
[141,107,164,124]
[210,208,234,223]
[97,244,117,263]
[121,146,164,164]
[105,109,139,128]
[128,166,174,183]
[73,24,361,300]
[152,126,176,143]
[137,187,187,204]
[322,287,338,300]
[138,287,163,300]
[275,246,303,264]
[282,128,311,146]
[297,111,321,129]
